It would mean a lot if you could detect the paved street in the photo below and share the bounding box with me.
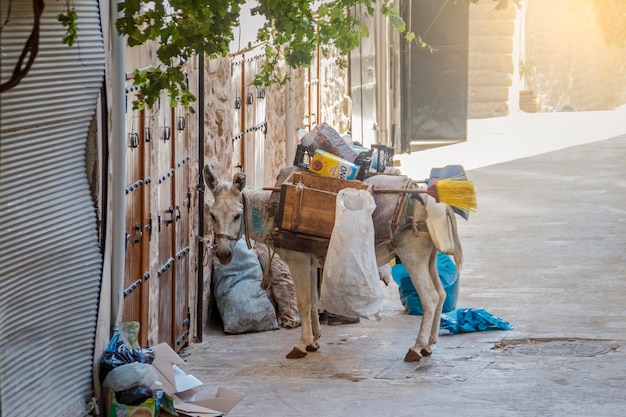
[182,109,626,417]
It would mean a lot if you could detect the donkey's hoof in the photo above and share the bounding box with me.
[286,347,307,359]
[420,347,433,357]
[306,343,320,352]
[404,349,423,362]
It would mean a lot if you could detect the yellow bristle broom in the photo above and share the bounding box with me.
[373,175,477,212]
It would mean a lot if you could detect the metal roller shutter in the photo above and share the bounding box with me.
[0,1,105,416]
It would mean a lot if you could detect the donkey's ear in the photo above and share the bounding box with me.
[203,165,219,192]
[232,172,246,195]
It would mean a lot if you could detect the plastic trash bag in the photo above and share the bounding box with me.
[103,362,158,392]
[114,386,154,406]
[392,252,459,315]
[99,332,155,383]
[319,188,384,320]
[213,238,279,334]
[440,308,514,334]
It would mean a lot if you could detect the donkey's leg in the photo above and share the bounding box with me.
[395,233,441,362]
[278,249,316,359]
[307,259,322,352]
[427,250,446,348]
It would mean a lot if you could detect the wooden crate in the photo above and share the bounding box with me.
[277,171,369,239]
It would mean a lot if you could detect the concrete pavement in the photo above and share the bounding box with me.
[181,109,626,417]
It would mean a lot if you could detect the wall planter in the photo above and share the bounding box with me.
[519,90,538,113]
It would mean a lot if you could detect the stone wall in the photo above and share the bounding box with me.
[468,0,518,118]
[320,57,351,135]
[261,53,349,186]
[468,0,626,118]
[191,57,236,336]
[202,58,236,184]
[524,0,626,111]
[192,51,348,333]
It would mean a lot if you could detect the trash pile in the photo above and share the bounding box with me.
[99,322,244,416]
[286,124,395,320]
[99,322,171,416]
[294,123,395,180]
[273,123,476,322]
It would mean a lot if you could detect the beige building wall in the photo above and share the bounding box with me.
[468,0,518,118]
[468,0,626,118]
[524,0,626,111]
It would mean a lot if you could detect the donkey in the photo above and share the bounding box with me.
[203,165,462,362]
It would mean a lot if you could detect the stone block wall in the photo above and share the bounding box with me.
[524,0,626,111]
[468,0,518,118]
[192,52,348,333]
[468,0,626,117]
[260,52,348,186]
[202,58,235,184]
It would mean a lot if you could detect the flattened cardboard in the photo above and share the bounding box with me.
[152,343,244,417]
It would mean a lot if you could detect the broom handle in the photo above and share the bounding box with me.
[262,186,427,194]
[372,188,428,194]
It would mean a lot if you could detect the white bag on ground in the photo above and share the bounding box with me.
[319,188,384,320]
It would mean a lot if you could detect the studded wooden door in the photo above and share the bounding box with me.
[154,93,191,351]
[123,88,191,352]
[122,86,151,346]
[173,104,191,350]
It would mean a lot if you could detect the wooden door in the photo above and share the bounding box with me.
[173,104,191,350]
[152,92,191,351]
[122,86,150,346]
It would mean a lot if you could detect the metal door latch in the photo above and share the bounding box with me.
[133,223,142,244]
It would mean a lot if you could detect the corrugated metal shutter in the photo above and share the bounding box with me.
[0,1,105,416]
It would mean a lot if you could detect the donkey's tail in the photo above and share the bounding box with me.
[447,205,463,271]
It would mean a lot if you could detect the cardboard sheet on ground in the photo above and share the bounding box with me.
[152,343,244,416]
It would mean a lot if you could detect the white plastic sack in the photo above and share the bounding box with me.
[212,238,279,334]
[319,188,384,320]
[102,362,158,391]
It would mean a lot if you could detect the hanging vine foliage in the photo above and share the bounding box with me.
[112,0,425,110]
[5,0,520,100]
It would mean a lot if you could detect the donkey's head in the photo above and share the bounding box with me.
[204,165,246,265]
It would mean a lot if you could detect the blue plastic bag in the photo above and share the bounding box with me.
[392,252,459,315]
[440,308,514,334]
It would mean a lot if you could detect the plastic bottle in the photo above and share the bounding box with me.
[296,127,308,141]
[308,149,359,180]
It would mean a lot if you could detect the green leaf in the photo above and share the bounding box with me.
[388,14,406,33]
[57,9,79,46]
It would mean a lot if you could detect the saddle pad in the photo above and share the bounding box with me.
[364,174,411,242]
[242,188,274,245]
